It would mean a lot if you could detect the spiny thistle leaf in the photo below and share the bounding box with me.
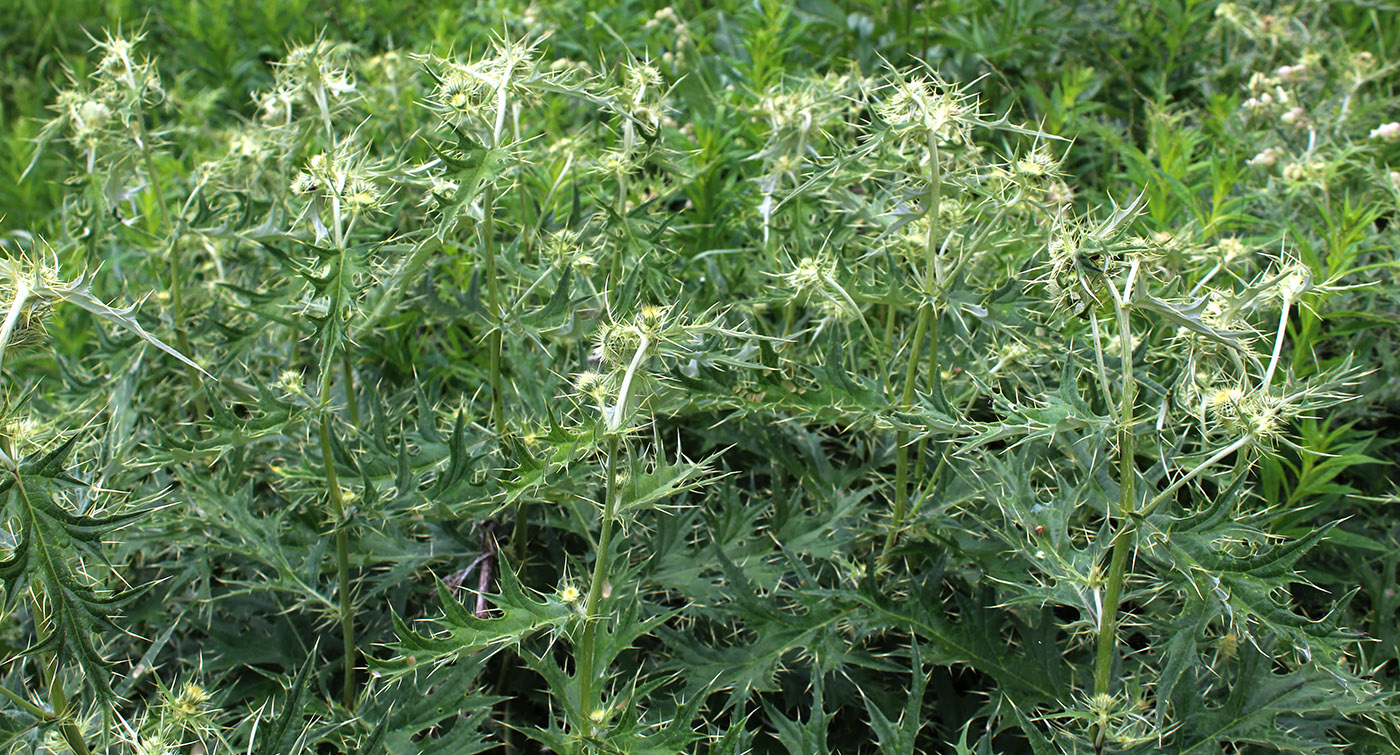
[385,557,571,674]
[0,434,151,704]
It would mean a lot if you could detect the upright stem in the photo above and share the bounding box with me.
[609,172,629,294]
[341,356,360,429]
[883,310,927,561]
[319,367,356,710]
[883,135,942,561]
[483,182,506,444]
[1094,279,1138,700]
[577,433,621,720]
[1260,301,1290,390]
[133,115,188,357]
[913,303,943,481]
[46,657,91,755]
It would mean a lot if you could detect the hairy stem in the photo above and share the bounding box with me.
[883,309,928,562]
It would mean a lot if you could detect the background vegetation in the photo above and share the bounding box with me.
[1,0,1398,752]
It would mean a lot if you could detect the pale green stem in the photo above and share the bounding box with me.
[1088,312,1114,407]
[577,433,622,722]
[341,356,360,430]
[1138,433,1254,520]
[610,171,629,294]
[1094,270,1138,700]
[0,280,30,368]
[483,182,507,445]
[0,684,49,721]
[132,113,192,368]
[46,660,90,755]
[315,143,358,709]
[1260,301,1290,391]
[317,370,356,710]
[883,134,942,562]
[883,311,927,562]
[609,336,652,432]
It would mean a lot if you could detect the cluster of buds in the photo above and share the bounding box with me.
[426,37,551,137]
[542,228,595,270]
[1204,237,1253,269]
[642,6,681,32]
[1042,222,1118,319]
[894,200,968,262]
[419,175,460,212]
[643,6,693,63]
[1281,157,1329,188]
[0,255,61,362]
[430,63,495,125]
[52,89,114,155]
[578,306,680,429]
[756,80,842,154]
[0,414,52,466]
[592,309,664,368]
[35,32,166,171]
[1241,71,1292,116]
[773,254,860,320]
[1172,292,1251,374]
[1011,146,1063,188]
[593,148,644,182]
[1208,386,1298,446]
[1279,106,1308,129]
[874,70,976,146]
[92,31,164,98]
[609,61,669,154]
[257,40,356,127]
[291,148,383,219]
[1213,3,1296,44]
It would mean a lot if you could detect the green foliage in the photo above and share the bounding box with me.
[0,0,1398,753]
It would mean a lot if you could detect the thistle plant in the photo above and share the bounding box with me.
[0,249,204,751]
[2,3,1398,753]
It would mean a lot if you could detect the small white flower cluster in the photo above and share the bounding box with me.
[875,71,976,145]
[642,6,680,30]
[642,7,692,64]
[1368,122,1400,143]
[39,31,166,168]
[1247,147,1284,169]
[1275,63,1308,82]
[1241,91,1285,111]
[256,41,356,127]
[290,148,385,239]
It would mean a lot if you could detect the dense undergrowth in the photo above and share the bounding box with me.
[2,1,1399,752]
